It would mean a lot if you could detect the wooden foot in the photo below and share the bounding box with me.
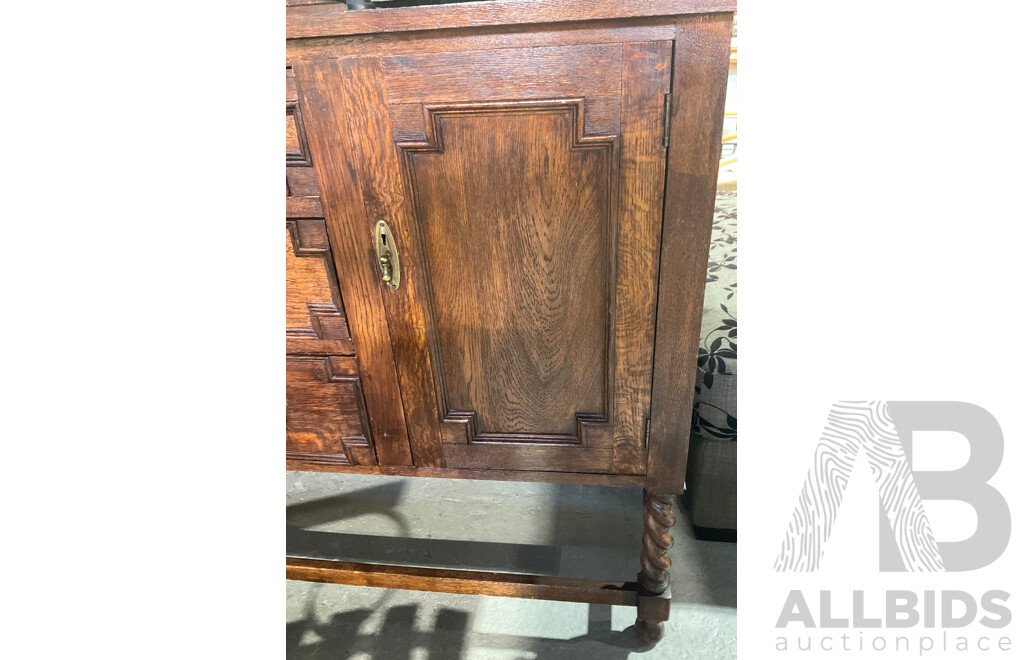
[635,615,667,645]
[633,490,675,645]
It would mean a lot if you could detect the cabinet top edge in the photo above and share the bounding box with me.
[287,0,737,40]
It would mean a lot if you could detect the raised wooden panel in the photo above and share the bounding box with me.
[399,100,613,443]
[286,220,355,356]
[287,355,376,466]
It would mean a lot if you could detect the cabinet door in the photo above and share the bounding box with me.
[294,40,671,475]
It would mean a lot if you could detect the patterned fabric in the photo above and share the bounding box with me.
[692,191,737,442]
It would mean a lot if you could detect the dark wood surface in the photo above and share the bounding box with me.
[292,32,671,474]
[293,58,417,467]
[286,167,321,197]
[284,6,736,644]
[382,43,621,103]
[286,196,324,218]
[286,67,376,465]
[282,460,647,486]
[634,491,676,644]
[646,13,733,493]
[409,102,610,438]
[286,355,376,466]
[286,220,355,356]
[287,20,677,61]
[287,0,737,39]
[287,557,640,606]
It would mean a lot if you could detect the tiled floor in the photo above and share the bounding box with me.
[287,471,736,659]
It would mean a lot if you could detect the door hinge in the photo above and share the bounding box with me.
[662,93,672,147]
[644,417,651,448]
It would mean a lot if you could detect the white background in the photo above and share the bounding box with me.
[2,1,1022,658]
[742,1,1024,657]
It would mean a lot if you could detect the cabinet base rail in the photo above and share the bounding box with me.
[286,489,675,644]
[286,556,640,606]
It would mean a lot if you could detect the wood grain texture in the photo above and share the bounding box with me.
[404,101,611,439]
[284,9,735,645]
[443,444,615,473]
[287,557,640,606]
[638,491,676,593]
[287,167,322,197]
[286,66,298,103]
[283,461,647,487]
[287,0,737,39]
[292,57,415,466]
[319,56,447,468]
[382,43,621,103]
[287,20,676,61]
[290,12,731,484]
[646,13,733,493]
[286,104,312,166]
[609,41,672,474]
[388,95,621,146]
[286,112,301,153]
[292,39,671,474]
[286,355,377,466]
[286,221,355,356]
[287,68,313,166]
[286,196,324,218]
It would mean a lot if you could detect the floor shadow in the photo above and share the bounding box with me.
[288,528,565,575]
[288,600,651,660]
[287,480,411,531]
[688,539,738,608]
[287,478,568,575]
[287,480,642,580]
[286,475,735,656]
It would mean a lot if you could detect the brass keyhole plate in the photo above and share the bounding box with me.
[374,220,400,290]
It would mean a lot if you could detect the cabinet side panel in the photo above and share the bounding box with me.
[647,13,733,492]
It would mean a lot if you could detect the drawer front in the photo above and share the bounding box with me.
[286,219,354,355]
[287,355,376,466]
[287,67,321,196]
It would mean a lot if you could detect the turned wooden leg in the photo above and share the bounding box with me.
[634,490,676,645]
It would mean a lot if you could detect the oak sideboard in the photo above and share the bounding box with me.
[285,0,735,644]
